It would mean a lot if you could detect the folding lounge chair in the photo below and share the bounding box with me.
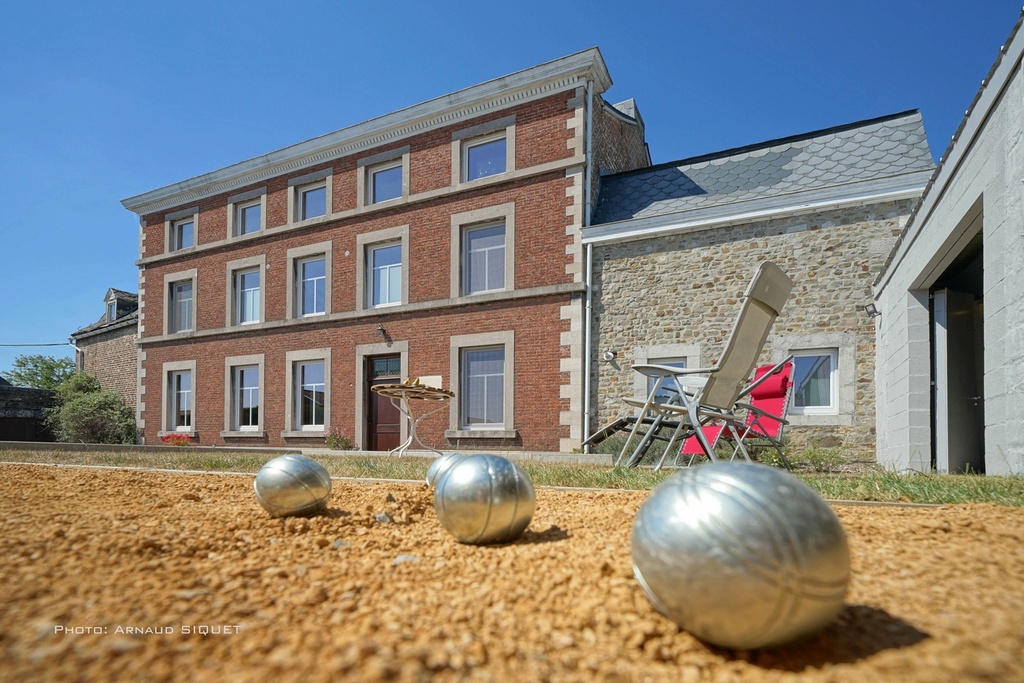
[614,261,794,468]
[674,359,794,470]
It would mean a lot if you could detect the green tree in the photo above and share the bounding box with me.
[48,373,137,444]
[1,354,76,390]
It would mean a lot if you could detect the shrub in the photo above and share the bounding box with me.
[47,373,137,445]
[325,426,353,450]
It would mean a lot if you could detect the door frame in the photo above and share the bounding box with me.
[354,340,408,449]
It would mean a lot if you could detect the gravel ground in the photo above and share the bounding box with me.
[1,463,1023,682]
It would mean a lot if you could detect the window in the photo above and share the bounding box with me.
[234,269,261,325]
[791,349,839,415]
[298,257,326,316]
[165,207,198,253]
[170,370,192,431]
[369,162,402,204]
[173,218,194,250]
[106,301,117,322]
[369,243,402,307]
[232,365,260,431]
[464,133,507,181]
[464,223,505,295]
[356,226,408,312]
[647,358,687,403]
[284,349,331,437]
[287,242,332,319]
[235,201,261,236]
[170,281,193,333]
[288,169,332,223]
[447,331,515,439]
[451,116,515,186]
[462,347,505,428]
[450,204,514,299]
[296,361,325,430]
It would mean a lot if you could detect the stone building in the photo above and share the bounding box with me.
[583,111,934,461]
[875,13,1024,475]
[121,49,649,450]
[70,288,140,411]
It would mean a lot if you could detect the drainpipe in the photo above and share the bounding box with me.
[582,81,595,452]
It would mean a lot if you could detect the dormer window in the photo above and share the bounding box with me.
[107,301,117,322]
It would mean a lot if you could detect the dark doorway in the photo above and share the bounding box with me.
[367,355,401,451]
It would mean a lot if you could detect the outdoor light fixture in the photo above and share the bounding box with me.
[862,303,880,318]
[601,350,617,362]
[377,323,386,337]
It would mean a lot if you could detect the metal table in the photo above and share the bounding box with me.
[370,382,454,457]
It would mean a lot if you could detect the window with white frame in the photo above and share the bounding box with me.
[646,358,688,403]
[369,161,402,204]
[297,256,326,316]
[369,243,402,307]
[170,369,192,431]
[288,170,332,223]
[232,365,260,431]
[463,222,505,295]
[463,132,507,181]
[791,349,839,415]
[461,347,505,428]
[233,268,261,325]
[169,280,193,333]
[234,200,262,236]
[172,218,194,250]
[295,360,325,430]
[298,183,326,220]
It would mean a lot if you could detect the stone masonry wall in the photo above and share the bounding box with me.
[79,325,139,411]
[590,200,916,463]
[590,99,649,217]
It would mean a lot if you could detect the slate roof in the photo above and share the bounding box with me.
[592,110,934,226]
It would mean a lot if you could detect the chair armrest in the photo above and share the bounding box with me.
[631,364,719,379]
[735,401,790,425]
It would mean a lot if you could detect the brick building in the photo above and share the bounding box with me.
[122,49,649,450]
[70,288,140,411]
[582,112,935,461]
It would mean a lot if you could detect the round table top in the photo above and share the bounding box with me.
[371,383,454,401]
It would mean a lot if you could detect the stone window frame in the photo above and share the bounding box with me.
[224,255,266,327]
[629,343,702,404]
[226,187,267,239]
[355,225,409,312]
[286,241,333,319]
[282,347,332,438]
[450,115,516,187]
[287,168,333,225]
[221,354,265,437]
[449,203,515,299]
[163,268,197,335]
[446,330,516,440]
[357,146,410,208]
[164,206,198,253]
[159,359,196,437]
[772,332,856,426]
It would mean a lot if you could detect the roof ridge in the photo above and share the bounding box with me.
[606,109,922,181]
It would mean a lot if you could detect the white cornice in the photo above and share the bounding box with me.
[582,171,931,246]
[122,48,611,216]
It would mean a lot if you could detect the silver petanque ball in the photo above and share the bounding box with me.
[426,453,468,488]
[253,455,332,518]
[632,461,850,649]
[433,454,536,544]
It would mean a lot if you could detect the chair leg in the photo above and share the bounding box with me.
[687,401,718,463]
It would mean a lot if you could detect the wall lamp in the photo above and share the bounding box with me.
[601,350,617,362]
[862,303,880,319]
[377,323,386,337]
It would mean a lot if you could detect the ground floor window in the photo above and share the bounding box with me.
[791,349,839,415]
[233,365,260,431]
[462,347,505,428]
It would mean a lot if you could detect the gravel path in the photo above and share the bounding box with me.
[2,463,1022,682]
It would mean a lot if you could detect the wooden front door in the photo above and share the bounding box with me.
[367,355,402,451]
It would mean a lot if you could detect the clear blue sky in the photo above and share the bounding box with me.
[1,0,1021,375]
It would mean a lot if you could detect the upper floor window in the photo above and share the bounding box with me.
[463,222,506,295]
[791,349,839,415]
[170,281,193,333]
[235,201,261,235]
[369,162,402,204]
[464,133,507,181]
[288,169,332,223]
[370,243,402,307]
[298,257,326,316]
[106,300,117,322]
[234,269,261,325]
[226,188,267,239]
[173,218,195,250]
[451,116,515,186]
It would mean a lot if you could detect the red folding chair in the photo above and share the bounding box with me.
[674,360,794,470]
